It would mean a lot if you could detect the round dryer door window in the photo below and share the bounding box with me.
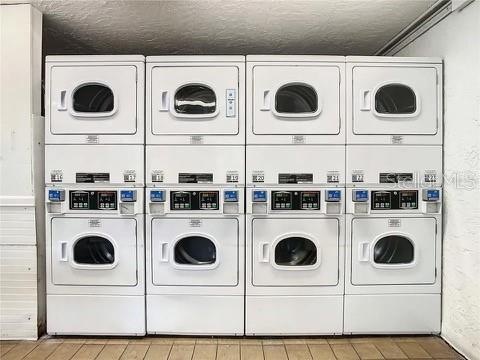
[374,235,414,264]
[174,85,217,115]
[72,84,114,113]
[174,236,216,265]
[275,84,318,114]
[73,235,115,265]
[375,84,416,114]
[275,237,317,266]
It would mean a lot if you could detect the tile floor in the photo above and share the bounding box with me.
[0,336,464,360]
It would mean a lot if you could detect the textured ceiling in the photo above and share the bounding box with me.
[9,0,438,55]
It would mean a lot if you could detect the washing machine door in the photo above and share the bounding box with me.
[49,65,138,135]
[151,218,238,286]
[50,217,138,286]
[351,66,438,135]
[150,66,239,135]
[252,65,341,135]
[252,218,339,286]
[351,217,437,285]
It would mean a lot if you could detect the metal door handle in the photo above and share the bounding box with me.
[159,91,169,111]
[60,242,68,261]
[358,242,370,262]
[159,242,169,262]
[360,89,371,111]
[259,242,270,262]
[57,90,67,111]
[260,90,270,111]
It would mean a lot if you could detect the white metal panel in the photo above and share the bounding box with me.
[346,145,443,187]
[147,294,244,335]
[150,66,239,135]
[45,145,144,186]
[246,295,343,335]
[0,206,36,245]
[246,145,345,186]
[151,218,238,286]
[50,217,138,286]
[146,145,245,186]
[351,217,437,285]
[47,294,145,335]
[252,65,341,135]
[252,218,339,286]
[344,294,441,334]
[49,65,138,135]
[0,245,37,340]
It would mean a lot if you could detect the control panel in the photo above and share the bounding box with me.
[170,191,219,210]
[271,191,320,210]
[150,190,166,202]
[48,189,65,202]
[371,190,418,210]
[69,190,117,210]
[423,189,440,201]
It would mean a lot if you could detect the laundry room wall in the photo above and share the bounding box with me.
[395,2,480,359]
[0,3,44,339]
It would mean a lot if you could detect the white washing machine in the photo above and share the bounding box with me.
[45,186,145,335]
[246,55,345,145]
[245,145,345,335]
[146,56,245,145]
[45,145,144,188]
[346,56,442,145]
[45,55,144,145]
[146,186,244,335]
[344,187,442,334]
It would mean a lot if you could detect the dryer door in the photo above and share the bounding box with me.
[151,218,238,286]
[150,66,239,135]
[252,218,339,286]
[49,65,138,135]
[351,217,437,285]
[351,66,438,135]
[50,217,138,286]
[252,65,341,135]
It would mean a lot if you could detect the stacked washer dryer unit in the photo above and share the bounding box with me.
[145,56,245,335]
[245,56,346,335]
[44,56,145,335]
[344,57,443,334]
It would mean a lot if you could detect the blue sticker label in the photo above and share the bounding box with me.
[427,190,440,200]
[224,190,239,202]
[48,190,64,202]
[326,190,341,202]
[120,190,136,202]
[150,190,165,202]
[354,190,369,202]
[253,190,267,202]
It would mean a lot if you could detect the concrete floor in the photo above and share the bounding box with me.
[0,335,464,360]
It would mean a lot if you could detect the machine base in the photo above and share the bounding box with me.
[47,294,145,335]
[246,295,343,335]
[147,294,244,335]
[344,294,441,334]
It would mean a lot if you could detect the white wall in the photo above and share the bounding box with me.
[397,3,480,359]
[0,4,43,340]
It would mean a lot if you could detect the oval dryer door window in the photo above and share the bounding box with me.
[275,84,318,114]
[174,85,217,115]
[275,236,317,266]
[73,235,115,265]
[174,236,217,265]
[375,84,416,115]
[72,84,114,113]
[374,235,414,264]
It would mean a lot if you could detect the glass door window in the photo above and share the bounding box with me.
[274,236,317,266]
[174,235,216,265]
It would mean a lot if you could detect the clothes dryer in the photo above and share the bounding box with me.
[346,56,442,145]
[45,55,144,145]
[146,56,245,145]
[344,187,442,334]
[45,186,144,335]
[246,56,345,145]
